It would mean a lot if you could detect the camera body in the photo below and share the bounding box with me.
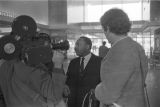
[0,15,69,67]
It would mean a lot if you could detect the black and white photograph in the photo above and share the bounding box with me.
[0,0,160,107]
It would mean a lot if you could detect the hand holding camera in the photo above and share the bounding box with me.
[52,51,65,69]
[63,85,70,97]
[0,15,69,68]
[90,89,98,101]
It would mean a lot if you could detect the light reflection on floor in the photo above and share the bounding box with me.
[147,66,160,107]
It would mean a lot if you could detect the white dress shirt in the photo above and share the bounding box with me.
[80,53,92,69]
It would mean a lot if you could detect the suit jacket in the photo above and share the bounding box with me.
[95,37,148,107]
[66,53,102,107]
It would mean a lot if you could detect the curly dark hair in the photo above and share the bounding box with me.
[100,8,131,35]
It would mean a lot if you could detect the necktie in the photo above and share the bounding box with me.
[80,57,85,72]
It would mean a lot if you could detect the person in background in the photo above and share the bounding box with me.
[95,8,148,107]
[99,41,109,58]
[65,36,102,107]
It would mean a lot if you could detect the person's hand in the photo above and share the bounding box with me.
[37,95,48,107]
[90,89,95,94]
[90,89,97,101]
[47,97,59,105]
[52,50,65,68]
[63,85,70,97]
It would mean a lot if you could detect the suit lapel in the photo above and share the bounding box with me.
[77,57,81,70]
[82,54,94,76]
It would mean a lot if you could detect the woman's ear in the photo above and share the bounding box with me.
[104,26,110,35]
[104,29,110,36]
[104,31,107,35]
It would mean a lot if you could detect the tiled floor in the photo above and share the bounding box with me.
[146,66,160,107]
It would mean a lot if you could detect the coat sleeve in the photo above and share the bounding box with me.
[66,61,71,86]
[66,60,76,87]
[51,68,66,101]
[40,68,66,102]
[95,47,136,105]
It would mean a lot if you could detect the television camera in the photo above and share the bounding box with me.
[0,15,69,67]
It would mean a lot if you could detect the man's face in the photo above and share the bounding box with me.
[74,38,89,57]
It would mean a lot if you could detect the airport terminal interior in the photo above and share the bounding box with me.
[1,0,160,107]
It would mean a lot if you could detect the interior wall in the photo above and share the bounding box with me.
[150,1,160,21]
[0,0,48,25]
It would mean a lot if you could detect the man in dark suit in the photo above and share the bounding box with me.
[65,36,102,107]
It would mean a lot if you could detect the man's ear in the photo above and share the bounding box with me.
[104,26,110,35]
[86,45,90,50]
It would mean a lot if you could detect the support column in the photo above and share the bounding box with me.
[48,0,67,26]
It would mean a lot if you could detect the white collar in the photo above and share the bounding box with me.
[81,53,92,61]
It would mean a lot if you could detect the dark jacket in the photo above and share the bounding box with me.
[66,53,102,107]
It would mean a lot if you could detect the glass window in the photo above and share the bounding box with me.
[67,0,144,23]
[137,37,143,46]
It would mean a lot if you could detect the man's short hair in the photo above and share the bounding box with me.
[103,41,106,45]
[80,36,92,49]
[100,8,131,35]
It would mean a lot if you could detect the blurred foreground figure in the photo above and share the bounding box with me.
[0,15,68,107]
[95,8,148,107]
[0,51,66,107]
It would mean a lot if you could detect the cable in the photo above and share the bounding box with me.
[88,92,93,107]
[82,92,90,107]
[82,90,94,107]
